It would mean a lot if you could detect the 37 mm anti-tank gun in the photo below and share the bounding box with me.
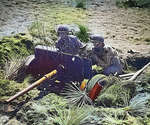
[5,45,95,103]
[5,45,108,104]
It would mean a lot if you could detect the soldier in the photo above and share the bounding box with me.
[91,34,124,76]
[55,25,83,55]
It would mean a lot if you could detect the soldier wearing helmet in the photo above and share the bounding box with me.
[91,34,124,76]
[55,25,83,55]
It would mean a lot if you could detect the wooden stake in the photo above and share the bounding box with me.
[129,62,150,81]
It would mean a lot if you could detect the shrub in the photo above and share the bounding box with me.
[0,76,39,102]
[0,34,34,68]
[75,0,86,9]
[116,0,150,8]
[95,76,136,107]
[144,38,150,42]
[75,24,90,43]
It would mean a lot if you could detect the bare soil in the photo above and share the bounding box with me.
[0,0,34,37]
[87,1,150,59]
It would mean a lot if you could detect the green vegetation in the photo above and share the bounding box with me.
[95,76,136,107]
[94,107,149,125]
[1,71,150,124]
[76,24,90,43]
[62,82,94,107]
[116,0,150,8]
[125,93,150,117]
[144,37,150,44]
[75,0,86,9]
[7,93,92,125]
[52,106,91,125]
[0,75,39,102]
[0,0,150,125]
[28,3,87,37]
[0,34,34,68]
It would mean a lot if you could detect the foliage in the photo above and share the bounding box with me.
[75,24,90,43]
[0,34,34,68]
[4,118,23,125]
[92,107,150,124]
[95,77,136,107]
[61,82,94,107]
[116,0,150,8]
[75,0,86,9]
[28,21,43,37]
[0,75,39,102]
[101,112,142,125]
[28,4,87,37]
[13,93,93,125]
[4,58,25,80]
[101,111,127,124]
[124,93,150,117]
[1,1,150,125]
[52,106,92,125]
[136,66,150,93]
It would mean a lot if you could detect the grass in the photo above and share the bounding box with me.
[28,4,87,37]
[0,75,39,102]
[8,92,93,125]
[95,76,136,107]
[101,112,126,124]
[4,58,25,80]
[61,82,94,107]
[125,93,150,117]
[0,34,34,68]
[1,1,150,125]
[52,106,92,125]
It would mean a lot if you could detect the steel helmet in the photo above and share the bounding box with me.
[57,25,69,33]
[91,34,104,43]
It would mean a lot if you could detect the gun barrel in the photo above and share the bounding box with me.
[6,70,57,103]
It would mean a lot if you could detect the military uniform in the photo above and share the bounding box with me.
[96,47,123,76]
[55,35,82,55]
[55,25,82,55]
[91,34,124,76]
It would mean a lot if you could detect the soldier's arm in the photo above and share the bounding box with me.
[97,59,109,68]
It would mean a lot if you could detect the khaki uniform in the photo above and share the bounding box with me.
[97,47,118,68]
[92,46,123,75]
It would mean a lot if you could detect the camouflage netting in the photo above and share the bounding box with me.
[95,76,137,107]
[14,93,67,125]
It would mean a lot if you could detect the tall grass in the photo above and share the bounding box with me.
[5,58,25,80]
[52,106,92,125]
[61,82,94,107]
[28,4,87,38]
[124,93,150,117]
